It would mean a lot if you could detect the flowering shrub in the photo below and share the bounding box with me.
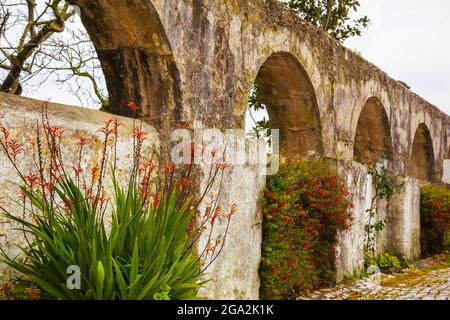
[259,158,353,300]
[0,101,233,300]
[420,186,450,255]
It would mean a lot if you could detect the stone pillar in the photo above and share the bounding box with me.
[383,177,421,261]
[335,161,368,282]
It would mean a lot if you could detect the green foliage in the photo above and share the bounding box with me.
[445,233,450,252]
[0,101,232,300]
[259,158,353,299]
[0,174,203,300]
[369,164,400,200]
[420,186,450,256]
[246,83,270,141]
[341,267,368,284]
[284,0,370,43]
[365,253,405,273]
[365,161,401,257]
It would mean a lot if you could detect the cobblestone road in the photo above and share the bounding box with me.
[299,254,450,300]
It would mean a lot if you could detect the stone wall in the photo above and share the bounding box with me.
[0,93,435,299]
[72,0,450,180]
[381,177,421,261]
[198,160,266,300]
[335,162,422,282]
[2,0,449,299]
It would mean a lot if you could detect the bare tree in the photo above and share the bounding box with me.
[37,28,109,111]
[0,0,108,111]
[0,0,75,94]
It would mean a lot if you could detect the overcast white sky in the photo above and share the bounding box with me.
[344,0,450,114]
[25,1,450,116]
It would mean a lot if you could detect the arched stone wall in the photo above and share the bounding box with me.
[353,97,393,166]
[71,0,182,130]
[43,0,450,298]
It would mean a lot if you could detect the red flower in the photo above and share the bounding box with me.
[24,174,39,188]
[163,163,174,174]
[7,140,23,161]
[44,124,64,139]
[178,177,194,189]
[0,282,13,294]
[25,286,40,300]
[99,191,108,210]
[76,133,89,147]
[72,166,81,178]
[18,191,26,204]
[210,206,222,225]
[62,197,74,212]
[204,206,212,218]
[152,192,160,209]
[97,119,114,138]
[127,102,138,112]
[227,204,238,222]
[0,126,9,141]
[133,127,147,143]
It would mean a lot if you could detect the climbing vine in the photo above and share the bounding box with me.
[364,160,401,258]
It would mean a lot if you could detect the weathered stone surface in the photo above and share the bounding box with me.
[198,159,267,300]
[0,93,267,300]
[2,0,450,299]
[335,161,368,282]
[0,93,159,283]
[381,177,421,261]
[70,0,449,178]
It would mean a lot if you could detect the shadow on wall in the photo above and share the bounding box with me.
[410,123,436,183]
[353,97,393,166]
[254,51,323,157]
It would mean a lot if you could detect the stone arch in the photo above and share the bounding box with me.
[353,97,393,166]
[73,0,182,128]
[249,52,323,156]
[410,123,436,182]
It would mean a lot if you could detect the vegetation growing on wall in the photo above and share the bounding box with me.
[284,0,370,43]
[259,158,353,300]
[247,0,371,138]
[420,186,450,256]
[0,101,234,300]
[364,161,401,258]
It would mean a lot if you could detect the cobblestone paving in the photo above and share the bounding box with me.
[298,255,450,300]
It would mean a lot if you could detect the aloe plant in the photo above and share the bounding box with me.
[1,173,205,300]
[0,101,232,300]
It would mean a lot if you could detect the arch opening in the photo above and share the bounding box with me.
[245,52,323,156]
[353,97,393,166]
[410,123,435,182]
[74,0,182,127]
[246,52,327,299]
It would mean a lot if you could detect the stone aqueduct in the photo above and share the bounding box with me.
[1,0,449,299]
